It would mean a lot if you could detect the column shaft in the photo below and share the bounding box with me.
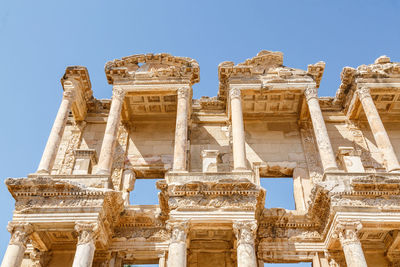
[341,240,367,267]
[233,220,257,267]
[173,87,190,171]
[1,223,33,267]
[305,86,338,172]
[167,221,189,267]
[37,82,76,173]
[72,222,98,267]
[358,87,400,172]
[230,88,247,170]
[97,87,125,174]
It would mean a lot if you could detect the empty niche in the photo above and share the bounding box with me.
[129,178,162,205]
[260,177,295,210]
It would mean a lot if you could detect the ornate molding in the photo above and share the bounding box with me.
[233,220,257,246]
[304,85,318,101]
[229,88,241,100]
[356,87,371,101]
[166,220,189,243]
[333,220,362,246]
[75,222,99,245]
[112,87,126,101]
[7,222,33,247]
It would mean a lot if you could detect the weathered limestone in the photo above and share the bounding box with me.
[201,150,220,172]
[173,87,190,171]
[304,85,338,172]
[158,252,166,267]
[37,81,76,173]
[233,220,257,267]
[357,87,400,172]
[72,222,99,267]
[97,87,125,175]
[167,221,189,267]
[337,146,365,172]
[334,220,367,267]
[230,88,247,170]
[1,223,33,267]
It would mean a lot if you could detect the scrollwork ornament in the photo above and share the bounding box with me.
[356,87,371,101]
[177,87,190,100]
[112,87,126,101]
[233,220,257,246]
[333,220,362,246]
[229,88,241,100]
[166,220,189,243]
[304,85,318,101]
[75,222,99,245]
[7,222,33,247]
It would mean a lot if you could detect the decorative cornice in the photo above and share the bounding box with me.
[7,222,33,247]
[75,221,99,245]
[233,220,257,246]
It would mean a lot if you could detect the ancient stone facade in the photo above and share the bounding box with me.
[3,51,400,266]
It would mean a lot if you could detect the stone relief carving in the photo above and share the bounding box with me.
[58,122,85,175]
[111,124,129,190]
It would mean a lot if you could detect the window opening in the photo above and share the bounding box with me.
[129,178,162,205]
[260,177,295,210]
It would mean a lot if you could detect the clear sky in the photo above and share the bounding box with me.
[0,0,399,265]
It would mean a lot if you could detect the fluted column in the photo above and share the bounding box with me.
[72,222,99,267]
[167,220,189,267]
[357,87,400,172]
[173,87,190,171]
[334,220,367,267]
[97,87,125,175]
[233,220,257,267]
[37,81,76,173]
[1,222,33,267]
[230,88,247,170]
[304,86,338,172]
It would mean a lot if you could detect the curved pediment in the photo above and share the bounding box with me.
[105,53,200,85]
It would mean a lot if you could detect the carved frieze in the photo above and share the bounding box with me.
[111,124,129,190]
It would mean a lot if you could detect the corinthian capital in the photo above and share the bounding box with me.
[7,222,33,247]
[112,86,126,101]
[233,220,257,246]
[356,87,371,101]
[166,220,189,243]
[74,222,99,245]
[304,85,318,101]
[333,219,362,246]
[229,88,241,100]
[177,87,190,100]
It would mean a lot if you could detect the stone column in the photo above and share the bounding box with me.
[97,87,125,175]
[167,220,189,267]
[230,88,247,170]
[334,220,367,267]
[173,87,190,171]
[357,87,400,172]
[158,252,166,267]
[72,222,99,267]
[37,81,76,173]
[108,252,123,267]
[1,222,33,267]
[233,220,257,267]
[304,86,338,172]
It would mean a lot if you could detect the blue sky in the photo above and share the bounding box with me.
[0,0,399,265]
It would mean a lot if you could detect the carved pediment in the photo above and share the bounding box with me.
[105,53,199,84]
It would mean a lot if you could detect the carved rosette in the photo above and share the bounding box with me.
[166,220,189,244]
[7,222,33,247]
[177,87,190,100]
[333,220,362,246]
[112,86,126,101]
[304,85,318,101]
[233,220,257,246]
[356,87,371,101]
[75,222,99,245]
[229,88,241,100]
[111,124,129,190]
[58,122,85,174]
